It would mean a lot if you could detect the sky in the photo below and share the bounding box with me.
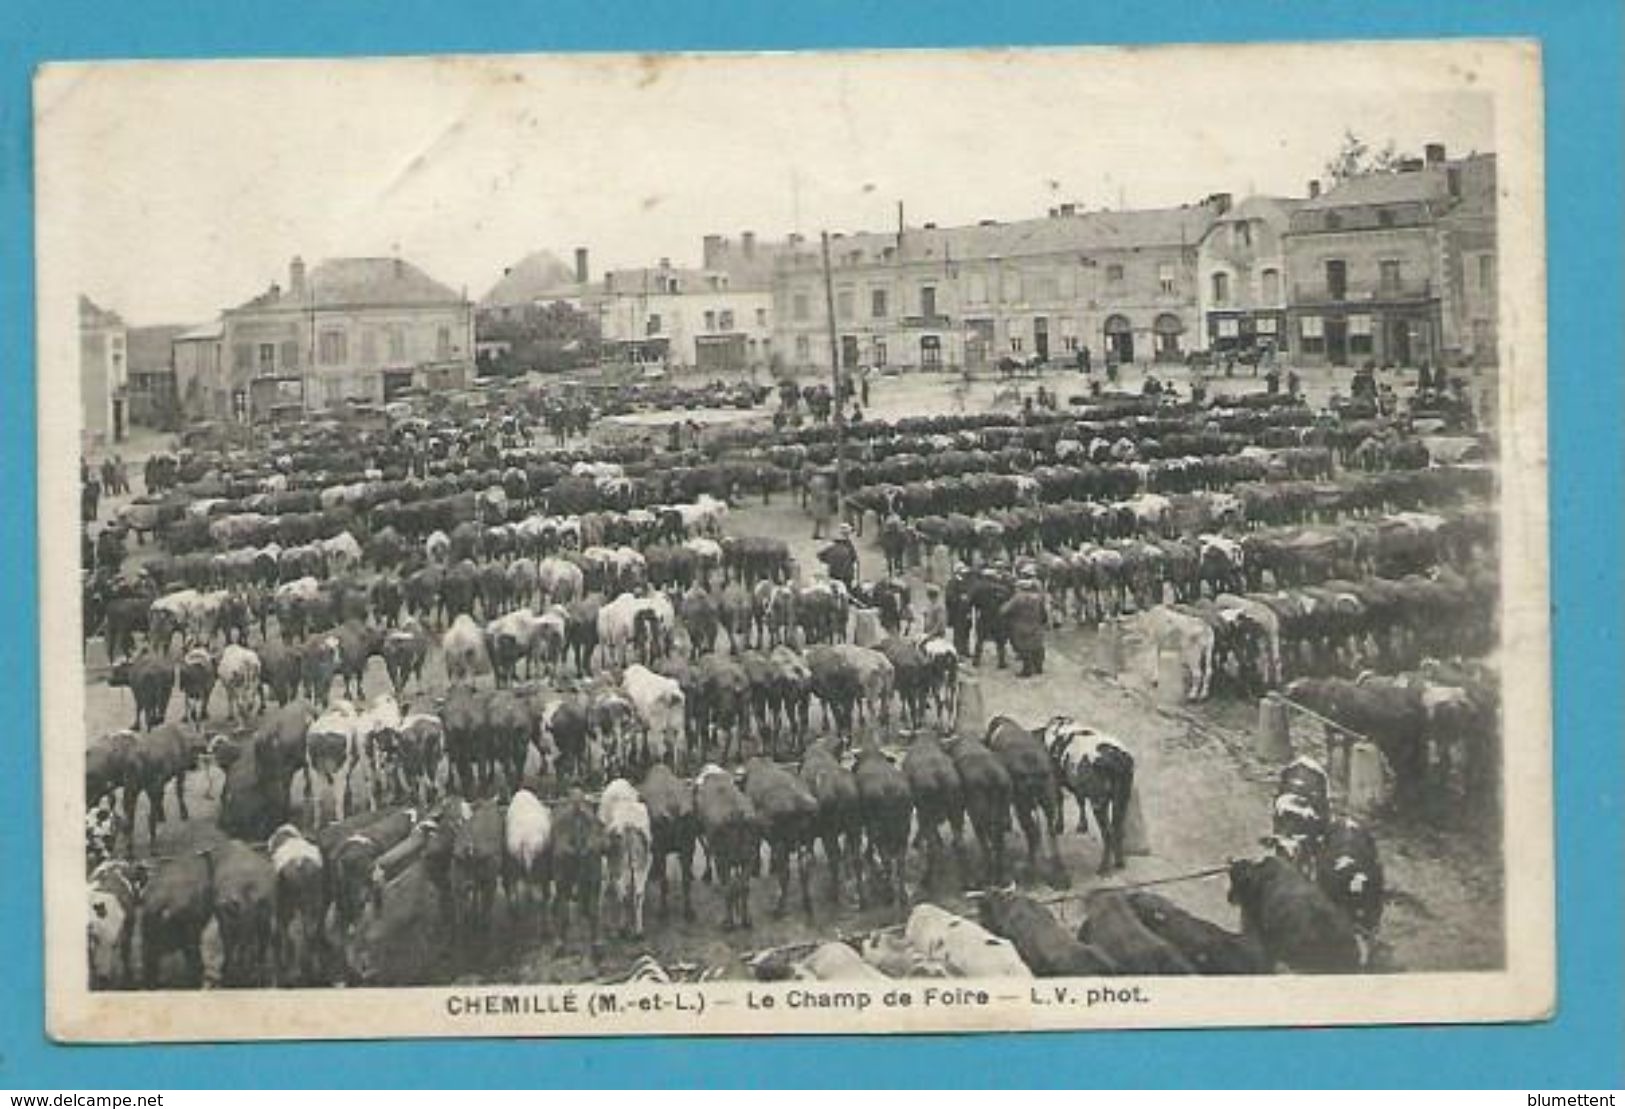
[36,43,1502,326]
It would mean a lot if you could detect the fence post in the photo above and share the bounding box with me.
[1256,693,1293,760]
[954,672,985,740]
[1096,617,1124,674]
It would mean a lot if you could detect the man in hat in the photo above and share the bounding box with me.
[1001,575,1049,678]
[920,582,948,639]
[944,562,974,657]
[817,523,860,589]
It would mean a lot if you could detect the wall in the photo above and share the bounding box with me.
[79,324,126,448]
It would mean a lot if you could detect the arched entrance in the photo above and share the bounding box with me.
[1153,313,1185,362]
[1104,314,1134,364]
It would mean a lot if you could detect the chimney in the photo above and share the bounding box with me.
[787,232,804,246]
[1397,157,1425,173]
[702,235,724,269]
[393,258,405,278]
[574,247,589,284]
[923,222,937,230]
[1059,202,1077,217]
[289,256,307,296]
[741,231,756,259]
[1308,179,1321,199]
[1209,192,1233,215]
[1425,142,1446,165]
[659,257,671,269]
[979,219,998,227]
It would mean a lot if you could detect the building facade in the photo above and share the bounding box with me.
[1281,146,1496,368]
[173,320,225,421]
[221,256,475,417]
[598,260,774,372]
[1196,196,1301,358]
[79,295,128,450]
[770,200,1223,375]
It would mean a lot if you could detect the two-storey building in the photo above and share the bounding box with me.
[598,258,773,372]
[79,295,128,450]
[1196,195,1303,358]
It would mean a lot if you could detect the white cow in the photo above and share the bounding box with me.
[503,788,553,914]
[1137,605,1216,701]
[441,614,490,684]
[216,643,262,723]
[306,700,361,827]
[622,664,686,766]
[598,778,653,938]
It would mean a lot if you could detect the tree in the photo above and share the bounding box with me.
[1324,128,1406,183]
[475,299,601,376]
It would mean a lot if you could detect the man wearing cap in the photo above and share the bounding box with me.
[920,582,948,639]
[1001,575,1049,678]
[817,523,860,589]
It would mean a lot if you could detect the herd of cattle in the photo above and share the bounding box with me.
[81,387,1498,990]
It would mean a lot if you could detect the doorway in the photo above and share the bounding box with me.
[1033,317,1050,361]
[1104,315,1134,364]
[1388,319,1413,366]
[1326,319,1350,366]
[841,335,860,370]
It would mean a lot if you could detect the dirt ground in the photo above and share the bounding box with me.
[80,369,1505,984]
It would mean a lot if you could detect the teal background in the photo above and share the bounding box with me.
[1,0,1619,1088]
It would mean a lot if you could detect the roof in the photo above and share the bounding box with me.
[783,203,1222,271]
[230,257,466,313]
[1298,169,1445,211]
[1215,195,1306,225]
[605,266,748,296]
[480,251,585,309]
[126,325,192,373]
[79,295,124,330]
[175,319,224,341]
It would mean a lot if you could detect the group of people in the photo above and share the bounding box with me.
[80,454,130,524]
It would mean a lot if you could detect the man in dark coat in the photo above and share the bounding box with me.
[944,564,974,657]
[1001,576,1049,678]
[817,524,859,589]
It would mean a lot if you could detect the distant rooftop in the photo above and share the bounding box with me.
[480,250,588,309]
[79,294,124,330]
[230,256,466,313]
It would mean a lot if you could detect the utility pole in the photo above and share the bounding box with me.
[820,230,845,522]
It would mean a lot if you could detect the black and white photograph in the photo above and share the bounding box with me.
[37,41,1553,1041]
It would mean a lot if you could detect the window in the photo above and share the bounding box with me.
[1325,211,1343,231]
[756,307,768,328]
[1378,208,1396,228]
[718,309,734,331]
[1255,316,1278,335]
[836,290,853,321]
[646,314,662,336]
[437,326,452,359]
[1010,336,1024,353]
[1349,313,1374,355]
[1379,260,1402,294]
[388,327,406,361]
[873,339,887,367]
[966,272,988,304]
[920,335,942,367]
[318,329,347,366]
[258,343,276,372]
[1106,263,1124,286]
[1061,317,1079,352]
[1158,264,1176,295]
[1234,221,1252,248]
[1477,255,1494,293]
[795,335,811,362]
[703,310,717,331]
[792,293,810,322]
[280,340,299,369]
[1326,259,1347,300]
[920,286,938,318]
[1261,268,1281,303]
[1217,317,1240,338]
[1447,168,1462,198]
[871,288,888,318]
[1211,272,1230,306]
[361,329,377,364]
[1299,314,1325,353]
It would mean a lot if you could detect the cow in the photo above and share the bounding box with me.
[441,683,488,798]
[944,734,1012,888]
[486,608,544,687]
[483,688,535,796]
[178,646,216,724]
[502,788,553,930]
[300,633,342,709]
[743,756,819,919]
[799,738,863,905]
[919,636,960,726]
[108,650,174,731]
[122,722,209,853]
[318,807,420,940]
[548,791,605,953]
[268,823,327,986]
[305,700,360,827]
[598,778,654,939]
[1226,855,1363,973]
[381,619,430,697]
[258,638,301,708]
[986,716,1068,888]
[1137,605,1216,701]
[1077,890,1198,975]
[695,764,758,931]
[978,888,1119,976]
[1315,816,1385,934]
[1125,891,1269,975]
[87,859,141,989]
[1042,717,1135,874]
[395,712,446,806]
[640,762,700,923]
[903,735,968,893]
[209,839,277,987]
[138,849,214,988]
[852,741,912,909]
[449,798,505,939]
[442,614,490,685]
[622,664,687,771]
[216,644,262,724]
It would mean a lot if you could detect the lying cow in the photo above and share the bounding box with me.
[1226,855,1362,973]
[978,888,1118,977]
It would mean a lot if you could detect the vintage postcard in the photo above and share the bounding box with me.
[37,40,1552,1042]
